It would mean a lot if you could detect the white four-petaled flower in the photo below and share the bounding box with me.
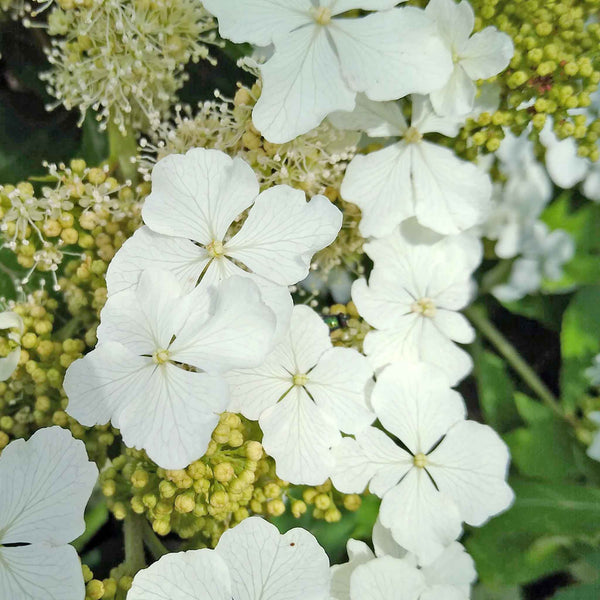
[0,311,23,382]
[227,305,374,485]
[425,0,514,116]
[202,0,454,143]
[332,361,514,564]
[128,516,331,600]
[64,270,276,469]
[0,427,98,600]
[351,221,479,385]
[107,148,342,340]
[334,95,492,237]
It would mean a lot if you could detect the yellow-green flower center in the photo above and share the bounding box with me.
[404,126,423,144]
[293,373,309,386]
[413,453,427,468]
[207,240,225,258]
[152,349,170,365]
[410,297,436,318]
[312,6,332,25]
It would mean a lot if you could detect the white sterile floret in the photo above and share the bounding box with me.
[227,305,374,485]
[106,148,342,340]
[0,311,23,381]
[425,0,513,116]
[352,221,480,385]
[334,95,492,237]
[0,427,98,600]
[492,222,575,302]
[331,361,514,564]
[331,521,477,600]
[128,516,330,600]
[64,270,276,470]
[202,0,453,143]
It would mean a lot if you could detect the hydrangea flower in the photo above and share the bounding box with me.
[0,311,23,381]
[351,221,479,385]
[0,427,97,600]
[425,0,513,116]
[202,0,454,143]
[128,516,330,600]
[227,305,374,485]
[331,521,477,600]
[64,270,276,469]
[332,361,514,563]
[107,148,342,340]
[333,95,492,237]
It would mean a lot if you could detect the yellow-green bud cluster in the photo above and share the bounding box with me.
[297,479,363,523]
[0,290,115,463]
[139,82,364,273]
[323,302,371,352]
[40,0,219,133]
[0,159,143,290]
[82,564,123,600]
[99,413,291,547]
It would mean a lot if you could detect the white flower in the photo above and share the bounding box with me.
[107,148,342,340]
[351,221,479,385]
[331,521,477,600]
[493,222,575,302]
[0,311,23,381]
[587,412,600,462]
[425,0,513,116]
[128,516,330,600]
[0,427,98,600]
[227,305,374,485]
[332,361,514,564]
[64,270,276,469]
[334,95,492,237]
[202,0,453,143]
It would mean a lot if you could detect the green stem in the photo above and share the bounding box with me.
[466,305,575,424]
[142,520,169,561]
[107,119,138,183]
[122,513,146,574]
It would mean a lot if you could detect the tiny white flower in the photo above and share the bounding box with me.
[331,522,477,600]
[0,427,98,600]
[64,270,276,470]
[331,361,514,564]
[128,516,331,600]
[425,0,513,116]
[351,221,479,385]
[493,222,575,302]
[227,305,374,485]
[334,95,492,237]
[107,148,342,340]
[202,0,453,143]
[0,311,23,381]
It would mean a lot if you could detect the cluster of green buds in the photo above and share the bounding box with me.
[40,0,219,134]
[0,159,143,292]
[139,82,364,273]
[0,290,115,463]
[82,564,125,600]
[290,479,363,524]
[452,0,600,159]
[323,302,371,352]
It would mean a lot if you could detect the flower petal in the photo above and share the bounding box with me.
[412,141,492,235]
[331,426,411,496]
[143,149,259,244]
[0,311,23,333]
[350,556,425,600]
[410,94,464,136]
[425,0,474,49]
[128,549,232,600]
[0,427,97,545]
[0,348,21,382]
[286,305,333,373]
[432,310,475,344]
[379,468,463,565]
[307,347,375,433]
[252,25,356,144]
[106,226,208,296]
[420,541,477,590]
[429,65,477,116]
[331,8,453,100]
[371,362,465,455]
[169,276,277,372]
[260,386,340,485]
[427,420,514,526]
[226,187,342,285]
[202,0,313,46]
[330,0,405,15]
[341,142,413,238]
[0,544,85,600]
[217,517,330,600]
[460,27,514,80]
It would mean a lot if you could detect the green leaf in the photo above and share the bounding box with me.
[498,294,571,332]
[560,287,600,411]
[466,479,600,586]
[472,585,522,600]
[79,113,109,166]
[514,392,554,425]
[552,583,600,599]
[473,346,521,433]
